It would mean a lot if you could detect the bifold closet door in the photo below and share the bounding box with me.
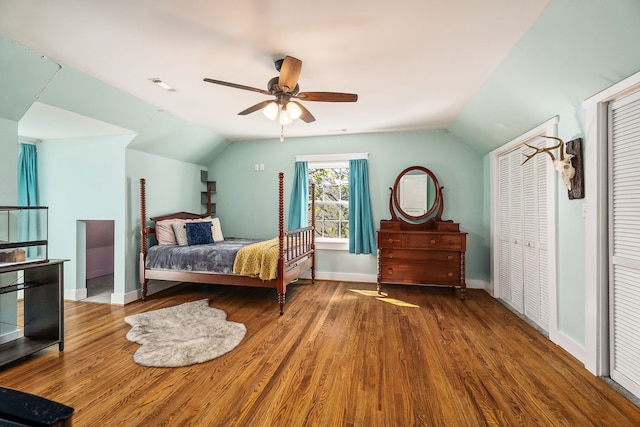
[609,90,640,397]
[497,139,549,332]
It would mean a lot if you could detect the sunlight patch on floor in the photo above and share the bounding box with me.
[349,289,419,308]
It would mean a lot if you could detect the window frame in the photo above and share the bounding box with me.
[296,153,368,251]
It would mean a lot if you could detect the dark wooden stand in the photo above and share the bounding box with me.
[0,260,66,367]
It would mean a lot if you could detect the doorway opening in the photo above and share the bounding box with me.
[84,220,114,303]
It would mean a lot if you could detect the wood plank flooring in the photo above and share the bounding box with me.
[1,281,639,426]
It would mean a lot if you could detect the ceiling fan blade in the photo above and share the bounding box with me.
[238,100,274,115]
[203,78,271,96]
[292,101,316,123]
[295,92,358,102]
[278,56,302,93]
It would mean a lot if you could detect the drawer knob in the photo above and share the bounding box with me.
[447,272,454,278]
[387,268,393,275]
[389,252,394,258]
[388,238,394,244]
[430,239,436,245]
[447,255,453,260]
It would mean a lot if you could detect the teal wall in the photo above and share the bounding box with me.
[38,135,132,299]
[555,109,587,345]
[125,149,206,297]
[0,117,18,204]
[209,131,487,283]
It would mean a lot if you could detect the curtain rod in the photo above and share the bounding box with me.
[19,137,41,145]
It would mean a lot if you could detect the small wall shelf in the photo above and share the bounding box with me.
[200,170,216,216]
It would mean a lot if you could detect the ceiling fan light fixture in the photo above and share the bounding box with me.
[279,106,293,125]
[287,102,302,120]
[263,101,279,120]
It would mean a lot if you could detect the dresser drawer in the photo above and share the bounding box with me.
[378,232,401,248]
[379,248,460,264]
[379,262,461,284]
[401,233,463,250]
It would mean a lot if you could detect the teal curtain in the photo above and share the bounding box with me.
[349,159,376,254]
[17,143,39,256]
[288,161,309,230]
[18,143,38,206]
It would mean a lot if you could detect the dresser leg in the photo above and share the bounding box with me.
[460,286,466,300]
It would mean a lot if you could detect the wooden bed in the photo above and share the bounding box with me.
[139,172,315,314]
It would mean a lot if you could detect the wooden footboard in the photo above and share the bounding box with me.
[139,172,315,314]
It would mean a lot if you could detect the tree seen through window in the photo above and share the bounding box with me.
[308,167,349,239]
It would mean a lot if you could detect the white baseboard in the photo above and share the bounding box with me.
[111,280,181,305]
[302,271,377,283]
[555,330,587,365]
[107,276,489,305]
[64,287,87,301]
[467,279,488,289]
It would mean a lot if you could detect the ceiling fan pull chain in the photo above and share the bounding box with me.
[280,125,285,142]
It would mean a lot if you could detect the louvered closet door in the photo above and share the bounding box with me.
[509,148,524,312]
[523,136,550,331]
[497,140,550,332]
[499,154,513,303]
[609,90,640,397]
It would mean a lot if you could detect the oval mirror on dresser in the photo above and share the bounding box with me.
[377,166,467,299]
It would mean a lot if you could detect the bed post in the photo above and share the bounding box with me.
[310,183,316,283]
[139,178,148,300]
[277,172,286,315]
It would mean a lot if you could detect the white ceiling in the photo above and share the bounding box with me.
[0,0,552,142]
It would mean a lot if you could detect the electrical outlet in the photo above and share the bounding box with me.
[260,164,265,171]
[254,164,259,171]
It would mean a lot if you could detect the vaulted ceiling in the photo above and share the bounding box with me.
[2,0,640,158]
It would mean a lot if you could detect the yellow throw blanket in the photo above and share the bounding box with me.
[233,237,281,280]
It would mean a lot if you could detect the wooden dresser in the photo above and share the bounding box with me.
[377,220,467,298]
[377,165,467,299]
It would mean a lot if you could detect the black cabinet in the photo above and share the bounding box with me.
[0,260,66,367]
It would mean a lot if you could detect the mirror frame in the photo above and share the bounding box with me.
[390,166,443,223]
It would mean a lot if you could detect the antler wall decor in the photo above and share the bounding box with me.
[521,136,584,199]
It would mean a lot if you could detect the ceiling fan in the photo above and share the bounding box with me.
[203,56,358,127]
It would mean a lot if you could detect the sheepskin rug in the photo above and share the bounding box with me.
[124,299,246,367]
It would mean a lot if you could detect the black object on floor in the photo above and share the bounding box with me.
[0,387,73,426]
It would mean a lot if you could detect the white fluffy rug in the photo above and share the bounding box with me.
[124,299,246,367]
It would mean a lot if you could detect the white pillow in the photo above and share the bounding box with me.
[155,219,185,245]
[192,217,224,242]
[210,217,224,242]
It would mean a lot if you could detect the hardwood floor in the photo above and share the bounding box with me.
[2,281,640,426]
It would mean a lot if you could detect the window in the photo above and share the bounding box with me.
[309,163,349,240]
[296,153,369,251]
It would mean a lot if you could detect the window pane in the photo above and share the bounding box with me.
[309,166,350,239]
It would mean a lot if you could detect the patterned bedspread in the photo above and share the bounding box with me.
[232,237,280,280]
